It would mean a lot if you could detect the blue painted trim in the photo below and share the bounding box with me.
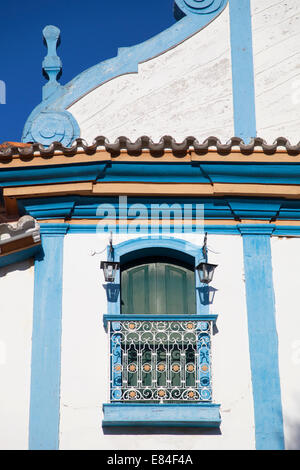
[36,222,300,237]
[273,226,300,236]
[242,233,285,450]
[113,236,201,261]
[19,198,76,220]
[237,224,275,235]
[229,0,256,142]
[67,224,100,233]
[16,195,267,221]
[6,161,300,188]
[29,231,65,450]
[102,403,221,427]
[103,314,218,328]
[40,224,70,235]
[0,244,42,268]
[67,223,237,234]
[18,194,300,224]
[62,223,300,237]
[110,224,300,236]
[22,1,228,146]
[0,162,107,187]
[72,224,228,234]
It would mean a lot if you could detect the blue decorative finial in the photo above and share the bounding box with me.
[42,25,62,100]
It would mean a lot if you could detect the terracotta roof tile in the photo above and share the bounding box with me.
[0,136,300,160]
[0,141,32,149]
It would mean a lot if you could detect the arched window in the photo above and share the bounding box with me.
[104,238,219,424]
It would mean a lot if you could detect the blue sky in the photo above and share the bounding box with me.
[0,0,175,143]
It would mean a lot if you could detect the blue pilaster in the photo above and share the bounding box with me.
[229,0,256,142]
[239,225,285,450]
[29,225,68,450]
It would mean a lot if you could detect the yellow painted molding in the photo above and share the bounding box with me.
[3,182,93,198]
[92,182,214,196]
[38,218,300,228]
[0,149,112,168]
[190,150,300,163]
[214,183,300,198]
[4,180,300,200]
[3,148,300,168]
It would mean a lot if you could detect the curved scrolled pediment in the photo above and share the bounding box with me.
[22,0,229,147]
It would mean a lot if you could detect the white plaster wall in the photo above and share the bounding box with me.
[251,0,300,143]
[69,7,234,143]
[0,259,34,450]
[271,237,300,450]
[206,234,255,449]
[60,232,255,450]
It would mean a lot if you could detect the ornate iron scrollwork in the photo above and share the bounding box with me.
[110,320,213,403]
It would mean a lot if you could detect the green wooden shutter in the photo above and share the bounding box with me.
[121,261,195,315]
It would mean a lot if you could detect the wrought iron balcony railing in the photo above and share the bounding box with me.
[108,319,213,403]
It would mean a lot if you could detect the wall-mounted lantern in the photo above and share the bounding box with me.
[196,262,218,284]
[195,233,218,284]
[100,232,120,283]
[100,261,120,283]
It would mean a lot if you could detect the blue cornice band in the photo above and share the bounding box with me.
[36,222,300,237]
[5,161,300,189]
[17,196,300,225]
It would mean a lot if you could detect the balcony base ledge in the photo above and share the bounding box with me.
[102,403,221,428]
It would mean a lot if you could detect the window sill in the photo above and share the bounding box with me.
[102,403,221,428]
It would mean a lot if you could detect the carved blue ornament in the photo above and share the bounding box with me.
[29,111,80,147]
[175,0,226,17]
[21,25,80,147]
